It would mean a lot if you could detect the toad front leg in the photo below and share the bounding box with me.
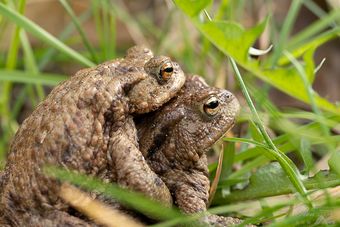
[107,117,172,206]
[161,154,210,214]
[170,172,242,226]
[163,156,243,226]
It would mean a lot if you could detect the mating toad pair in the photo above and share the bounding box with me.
[0,46,240,226]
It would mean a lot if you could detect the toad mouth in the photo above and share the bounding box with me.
[205,120,236,151]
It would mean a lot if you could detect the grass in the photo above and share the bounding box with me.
[1,0,340,226]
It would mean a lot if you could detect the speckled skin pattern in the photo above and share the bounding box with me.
[0,46,185,226]
[137,76,241,226]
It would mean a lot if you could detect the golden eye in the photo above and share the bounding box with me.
[203,96,220,116]
[159,61,174,81]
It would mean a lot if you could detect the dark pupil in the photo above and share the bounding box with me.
[206,100,219,109]
[163,67,173,73]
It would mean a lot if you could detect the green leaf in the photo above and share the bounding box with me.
[266,207,329,227]
[0,2,95,67]
[196,19,267,62]
[213,162,340,204]
[176,2,340,114]
[302,47,316,83]
[260,66,338,113]
[174,0,212,17]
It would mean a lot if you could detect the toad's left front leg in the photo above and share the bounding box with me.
[163,159,244,226]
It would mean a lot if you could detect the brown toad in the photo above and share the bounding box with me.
[137,75,241,226]
[0,46,185,226]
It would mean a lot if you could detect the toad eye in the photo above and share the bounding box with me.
[203,96,220,116]
[159,61,174,81]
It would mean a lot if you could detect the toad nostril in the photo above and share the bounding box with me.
[225,92,233,100]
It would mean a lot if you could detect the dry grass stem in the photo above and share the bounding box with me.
[60,183,145,227]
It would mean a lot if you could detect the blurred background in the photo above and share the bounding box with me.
[0,0,340,149]
[1,0,339,158]
[1,0,340,224]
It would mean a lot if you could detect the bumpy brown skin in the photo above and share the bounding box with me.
[0,46,185,226]
[137,76,241,226]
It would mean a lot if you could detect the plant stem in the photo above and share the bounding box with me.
[229,57,311,207]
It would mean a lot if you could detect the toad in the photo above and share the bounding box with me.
[0,46,185,226]
[137,75,241,226]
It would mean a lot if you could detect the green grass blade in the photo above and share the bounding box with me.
[229,57,310,206]
[0,70,67,86]
[0,0,26,160]
[38,10,92,70]
[304,0,330,21]
[284,50,331,146]
[58,0,98,63]
[45,166,182,221]
[11,86,31,121]
[107,1,148,46]
[0,2,95,67]
[101,0,110,60]
[20,29,45,101]
[269,0,303,66]
[224,137,267,148]
[288,9,340,49]
[278,27,340,65]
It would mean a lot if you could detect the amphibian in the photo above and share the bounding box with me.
[0,46,185,226]
[137,75,241,226]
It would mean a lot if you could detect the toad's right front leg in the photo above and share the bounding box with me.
[107,117,172,207]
